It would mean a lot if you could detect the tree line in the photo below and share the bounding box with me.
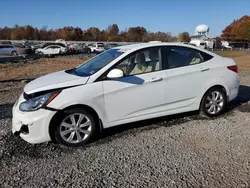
[0,15,249,42]
[221,15,250,41]
[0,24,177,42]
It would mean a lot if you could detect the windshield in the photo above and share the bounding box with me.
[74,49,124,76]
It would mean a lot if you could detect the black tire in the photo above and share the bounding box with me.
[48,54,55,58]
[11,51,17,56]
[54,108,97,147]
[38,52,44,56]
[200,87,227,117]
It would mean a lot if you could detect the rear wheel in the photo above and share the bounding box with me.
[54,108,96,147]
[11,51,17,56]
[200,87,227,117]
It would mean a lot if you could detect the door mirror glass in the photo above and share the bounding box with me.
[107,69,124,78]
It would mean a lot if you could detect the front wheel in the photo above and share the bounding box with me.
[54,108,96,147]
[200,87,227,117]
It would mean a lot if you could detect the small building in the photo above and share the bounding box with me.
[190,25,215,49]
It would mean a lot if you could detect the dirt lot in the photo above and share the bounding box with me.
[0,50,249,83]
[0,58,83,82]
[215,50,250,71]
[0,51,250,187]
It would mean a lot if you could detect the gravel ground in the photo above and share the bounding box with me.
[0,72,250,187]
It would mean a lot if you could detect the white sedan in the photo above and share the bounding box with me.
[12,43,240,146]
[36,45,67,55]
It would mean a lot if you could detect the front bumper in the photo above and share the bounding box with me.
[12,99,56,144]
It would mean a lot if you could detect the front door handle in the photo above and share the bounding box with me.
[200,68,210,72]
[150,77,163,82]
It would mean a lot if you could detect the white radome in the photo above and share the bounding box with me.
[195,24,210,33]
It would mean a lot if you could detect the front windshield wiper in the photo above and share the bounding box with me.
[65,68,89,77]
[73,68,89,77]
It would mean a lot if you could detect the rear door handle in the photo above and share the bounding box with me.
[200,68,210,72]
[150,77,163,82]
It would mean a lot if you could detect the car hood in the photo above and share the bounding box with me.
[24,70,89,94]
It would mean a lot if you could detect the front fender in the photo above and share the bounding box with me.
[47,82,108,128]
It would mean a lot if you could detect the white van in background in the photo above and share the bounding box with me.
[190,40,206,49]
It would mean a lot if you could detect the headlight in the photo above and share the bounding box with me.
[19,91,60,112]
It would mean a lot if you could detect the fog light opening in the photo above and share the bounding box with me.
[20,124,29,135]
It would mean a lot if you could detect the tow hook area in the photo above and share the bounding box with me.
[13,131,21,137]
[13,124,29,136]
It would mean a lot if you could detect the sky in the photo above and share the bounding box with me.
[1,0,250,37]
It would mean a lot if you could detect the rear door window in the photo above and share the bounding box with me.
[162,46,213,69]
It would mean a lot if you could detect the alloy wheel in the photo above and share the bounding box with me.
[59,113,92,144]
[205,91,224,115]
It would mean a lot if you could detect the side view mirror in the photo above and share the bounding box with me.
[107,69,124,79]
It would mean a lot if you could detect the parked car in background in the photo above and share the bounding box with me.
[41,42,66,49]
[87,43,93,47]
[32,42,66,53]
[188,43,197,47]
[81,44,91,54]
[0,41,12,45]
[0,45,18,56]
[35,45,67,56]
[13,43,33,55]
[31,43,43,52]
[12,43,239,146]
[68,43,91,54]
[68,43,82,53]
[105,43,118,50]
[55,39,67,46]
[90,42,105,53]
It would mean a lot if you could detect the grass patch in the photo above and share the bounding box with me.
[213,50,250,71]
[214,50,248,57]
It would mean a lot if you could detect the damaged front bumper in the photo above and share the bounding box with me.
[12,97,57,144]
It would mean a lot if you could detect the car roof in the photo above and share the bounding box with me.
[0,44,14,47]
[113,42,217,56]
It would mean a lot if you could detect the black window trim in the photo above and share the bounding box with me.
[94,46,163,82]
[0,45,14,49]
[162,46,214,70]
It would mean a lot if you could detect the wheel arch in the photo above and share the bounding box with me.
[199,85,228,110]
[48,104,103,142]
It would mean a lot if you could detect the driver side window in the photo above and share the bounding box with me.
[115,47,161,76]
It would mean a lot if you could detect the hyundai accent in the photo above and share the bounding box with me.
[12,43,240,146]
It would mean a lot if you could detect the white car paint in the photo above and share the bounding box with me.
[24,70,89,95]
[36,45,67,55]
[12,43,240,144]
[90,43,105,53]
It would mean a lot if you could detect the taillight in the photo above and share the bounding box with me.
[227,65,238,73]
